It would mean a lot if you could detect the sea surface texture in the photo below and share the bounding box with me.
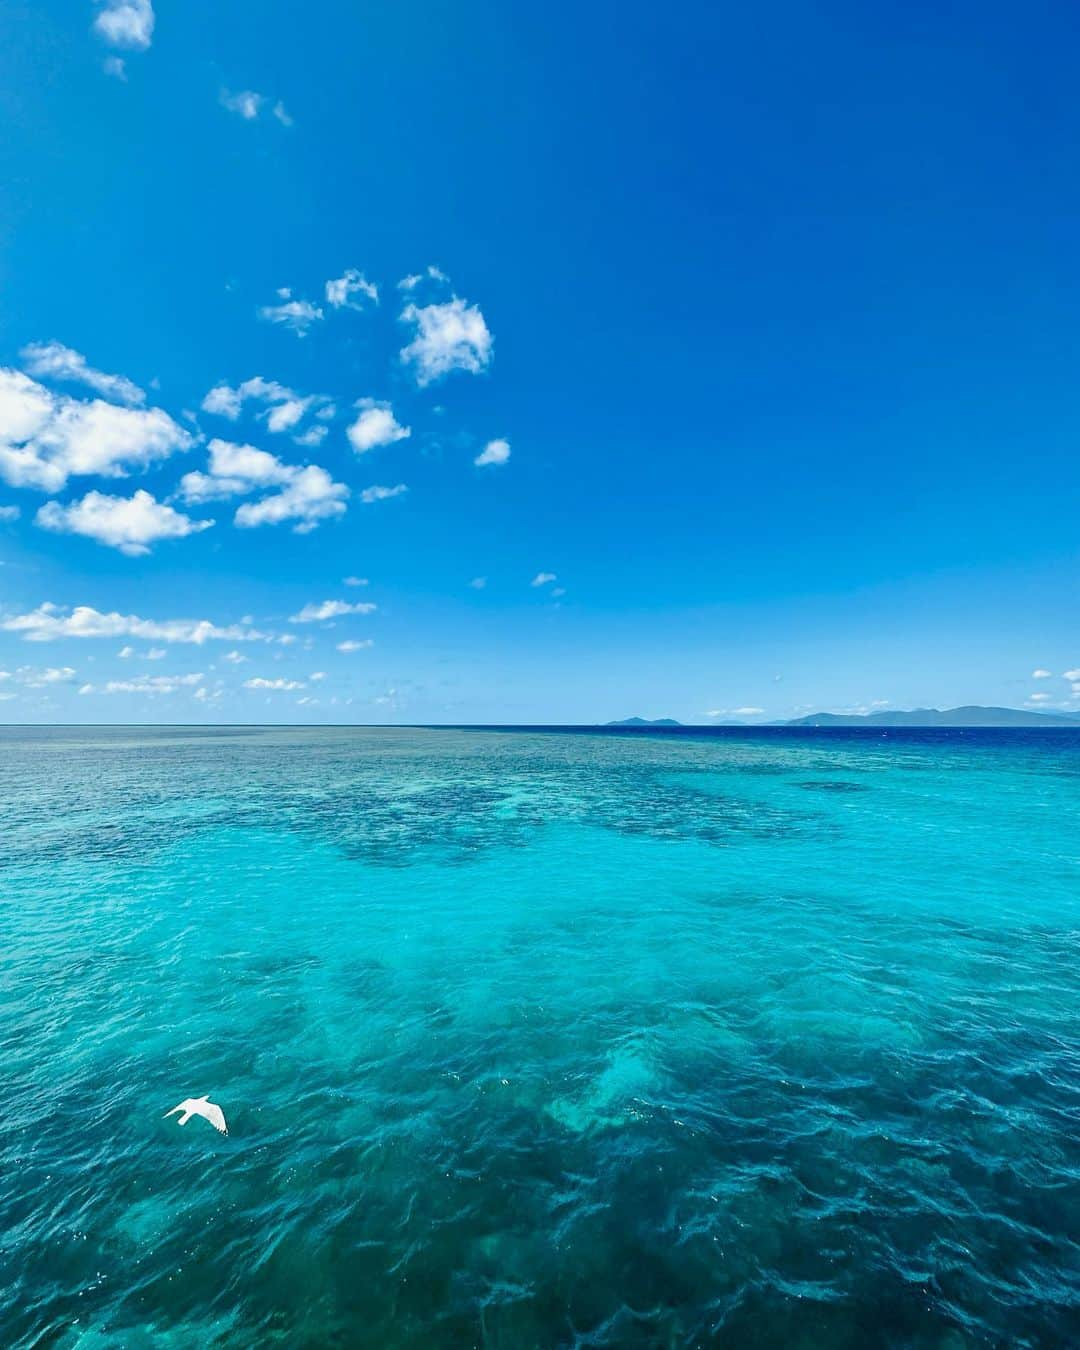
[1,725,1078,1347]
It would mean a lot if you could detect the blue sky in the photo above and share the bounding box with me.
[0,0,1078,723]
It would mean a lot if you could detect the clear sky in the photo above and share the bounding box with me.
[1,0,1078,724]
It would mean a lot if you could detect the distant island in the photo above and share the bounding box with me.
[606,717,683,727]
[781,706,1080,728]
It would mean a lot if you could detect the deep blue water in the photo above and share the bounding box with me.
[1,725,1078,1346]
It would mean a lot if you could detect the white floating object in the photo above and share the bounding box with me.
[164,1094,228,1136]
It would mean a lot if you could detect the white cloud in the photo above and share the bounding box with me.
[469,576,486,589]
[0,505,19,522]
[474,437,510,467]
[293,425,328,448]
[347,399,410,454]
[234,465,347,533]
[118,646,134,658]
[397,265,449,291]
[1027,693,1052,703]
[0,368,193,492]
[550,586,566,598]
[223,650,248,664]
[1063,668,1080,682]
[289,599,376,623]
[273,101,293,127]
[94,0,154,51]
[244,676,305,691]
[1032,669,1052,679]
[36,489,212,556]
[258,290,323,337]
[531,572,556,587]
[15,665,77,687]
[326,270,378,310]
[399,297,493,385]
[221,89,263,120]
[360,483,407,504]
[343,576,368,587]
[88,672,204,695]
[21,342,144,405]
[200,376,329,439]
[337,639,373,652]
[310,671,327,682]
[180,439,348,533]
[706,707,765,718]
[2,603,269,645]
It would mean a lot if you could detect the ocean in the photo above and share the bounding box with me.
[1,725,1078,1346]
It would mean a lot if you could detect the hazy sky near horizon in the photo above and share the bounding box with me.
[0,0,1078,724]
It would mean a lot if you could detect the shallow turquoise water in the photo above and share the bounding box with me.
[1,725,1078,1346]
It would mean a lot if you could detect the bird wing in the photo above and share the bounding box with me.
[164,1099,194,1119]
[197,1100,228,1135]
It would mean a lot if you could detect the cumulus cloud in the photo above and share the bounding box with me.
[179,439,348,533]
[360,483,407,503]
[244,676,305,691]
[1032,669,1052,679]
[399,297,493,385]
[36,489,213,555]
[234,465,347,533]
[201,376,329,437]
[337,639,373,652]
[326,270,378,310]
[2,603,269,645]
[0,505,19,522]
[1063,668,1080,682]
[289,599,376,623]
[21,342,144,405]
[474,438,510,467]
[531,572,557,587]
[0,368,193,492]
[346,400,410,455]
[94,0,154,50]
[258,289,323,337]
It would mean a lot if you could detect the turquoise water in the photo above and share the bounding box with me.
[2,725,1078,1347]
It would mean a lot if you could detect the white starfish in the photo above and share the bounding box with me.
[164,1095,228,1136]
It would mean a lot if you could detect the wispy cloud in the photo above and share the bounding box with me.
[258,289,323,337]
[1032,669,1052,679]
[289,599,376,623]
[337,639,374,652]
[325,270,378,310]
[85,673,205,695]
[2,603,269,644]
[36,489,212,555]
[360,484,407,504]
[21,342,144,405]
[531,572,556,587]
[221,90,291,124]
[244,676,305,691]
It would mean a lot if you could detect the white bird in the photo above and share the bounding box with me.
[164,1095,228,1136]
